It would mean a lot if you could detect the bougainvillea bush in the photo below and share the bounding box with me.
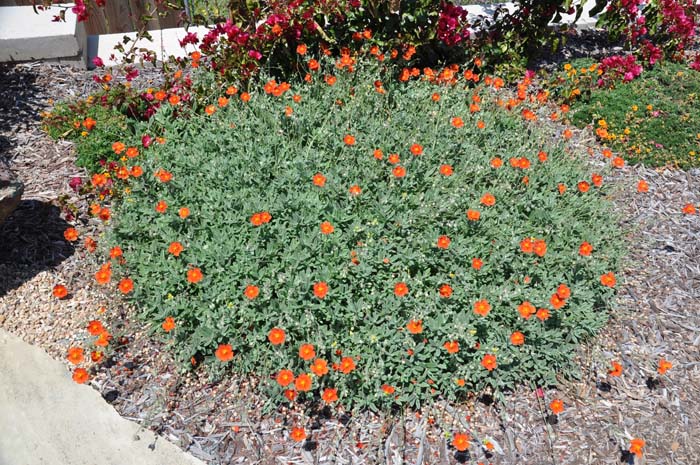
[103,56,623,411]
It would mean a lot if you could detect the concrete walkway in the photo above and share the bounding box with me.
[0,329,205,465]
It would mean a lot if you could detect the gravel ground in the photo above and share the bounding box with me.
[0,58,698,465]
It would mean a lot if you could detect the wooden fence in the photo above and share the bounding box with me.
[0,0,184,34]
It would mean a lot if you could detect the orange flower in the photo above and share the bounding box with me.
[321,387,338,403]
[66,347,84,365]
[490,157,503,168]
[90,350,103,363]
[112,141,125,154]
[64,227,79,242]
[53,284,68,299]
[308,59,320,71]
[373,149,384,160]
[510,331,525,346]
[226,86,238,95]
[439,284,453,298]
[394,282,409,297]
[244,285,259,300]
[343,134,356,146]
[536,308,550,321]
[240,92,251,102]
[388,153,400,164]
[612,156,625,168]
[629,438,645,457]
[550,293,566,310]
[154,90,166,101]
[109,246,123,258]
[518,301,536,319]
[339,356,356,374]
[549,399,564,414]
[658,358,673,375]
[579,241,593,256]
[563,128,573,139]
[217,96,229,107]
[118,277,134,294]
[349,184,361,196]
[538,151,548,162]
[215,343,234,362]
[84,236,97,253]
[481,354,497,371]
[320,221,335,235]
[443,341,459,354]
[682,203,697,215]
[126,147,139,158]
[296,43,307,55]
[268,327,286,345]
[480,193,495,206]
[294,373,312,391]
[162,316,175,332]
[452,432,470,452]
[592,174,603,187]
[466,209,480,221]
[439,164,453,176]
[155,200,168,213]
[410,144,423,156]
[558,183,567,195]
[600,272,616,288]
[178,207,190,219]
[94,331,111,347]
[311,358,329,376]
[577,181,590,193]
[533,239,547,257]
[609,361,623,377]
[392,166,406,178]
[477,120,485,129]
[406,319,423,334]
[313,281,328,299]
[451,117,464,128]
[154,169,173,183]
[473,299,491,317]
[637,180,649,193]
[520,237,534,254]
[290,427,307,442]
[72,368,89,384]
[250,212,264,226]
[87,320,104,336]
[298,344,315,361]
[431,92,440,102]
[436,235,451,249]
[602,148,612,158]
[168,241,184,257]
[471,258,483,270]
[276,369,294,386]
[168,94,181,105]
[94,265,111,285]
[381,384,395,394]
[187,267,203,284]
[556,284,571,299]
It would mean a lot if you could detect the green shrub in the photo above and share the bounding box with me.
[569,60,700,168]
[105,58,623,411]
[44,100,137,172]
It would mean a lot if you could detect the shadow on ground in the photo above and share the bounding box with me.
[0,200,74,297]
[0,64,42,163]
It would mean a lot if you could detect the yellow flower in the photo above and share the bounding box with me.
[646,104,653,111]
[624,128,631,135]
[631,105,638,111]
[563,63,572,71]
[598,119,607,128]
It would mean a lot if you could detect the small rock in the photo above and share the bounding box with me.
[0,164,23,225]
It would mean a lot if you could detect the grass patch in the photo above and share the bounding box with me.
[569,60,700,169]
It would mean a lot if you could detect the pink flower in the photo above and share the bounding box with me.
[92,56,104,67]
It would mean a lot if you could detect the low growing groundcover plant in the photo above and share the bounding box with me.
[98,57,624,411]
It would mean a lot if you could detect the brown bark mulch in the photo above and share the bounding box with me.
[0,61,698,465]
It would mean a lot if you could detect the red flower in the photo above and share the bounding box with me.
[53,284,68,299]
[436,235,451,249]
